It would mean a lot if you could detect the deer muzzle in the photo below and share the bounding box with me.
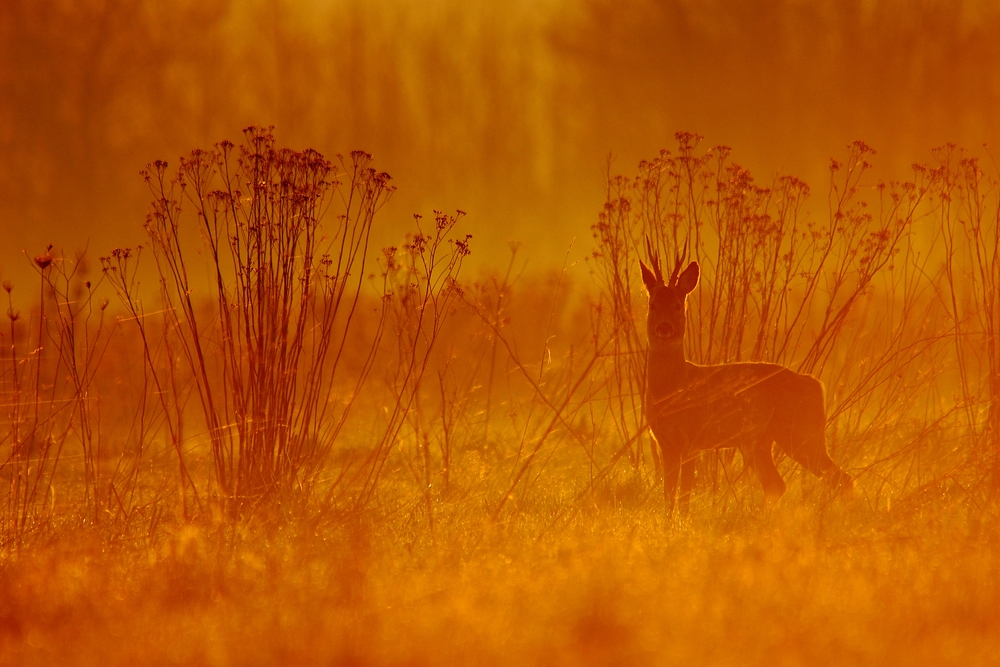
[654,321,675,339]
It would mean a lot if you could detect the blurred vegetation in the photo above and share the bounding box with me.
[4,0,1000,276]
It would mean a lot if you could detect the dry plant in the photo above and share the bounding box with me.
[105,126,394,517]
[462,257,616,521]
[589,161,655,473]
[351,211,471,515]
[101,246,199,519]
[0,248,120,546]
[932,145,1000,490]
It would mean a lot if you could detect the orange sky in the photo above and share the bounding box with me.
[2,0,999,284]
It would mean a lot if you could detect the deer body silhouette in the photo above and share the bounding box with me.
[640,256,853,515]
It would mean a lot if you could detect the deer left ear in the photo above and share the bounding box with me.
[639,260,660,294]
[677,262,699,295]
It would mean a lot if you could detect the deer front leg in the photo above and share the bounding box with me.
[660,445,681,516]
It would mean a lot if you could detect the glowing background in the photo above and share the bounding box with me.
[3,5,1000,664]
[3,0,999,278]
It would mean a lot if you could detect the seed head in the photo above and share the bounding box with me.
[2,281,11,293]
[35,246,53,270]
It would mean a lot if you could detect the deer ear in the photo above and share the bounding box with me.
[639,260,660,293]
[677,261,699,295]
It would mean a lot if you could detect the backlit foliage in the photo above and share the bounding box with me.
[1,128,1000,664]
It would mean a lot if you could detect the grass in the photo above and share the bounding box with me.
[1,128,999,665]
[2,498,997,666]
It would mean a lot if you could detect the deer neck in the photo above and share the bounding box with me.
[646,340,689,400]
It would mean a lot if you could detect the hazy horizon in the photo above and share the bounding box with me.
[3,0,999,283]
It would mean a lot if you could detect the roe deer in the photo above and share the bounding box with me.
[640,250,853,515]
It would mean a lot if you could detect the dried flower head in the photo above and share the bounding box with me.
[2,281,11,293]
[34,246,53,270]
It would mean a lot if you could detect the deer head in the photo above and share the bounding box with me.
[639,244,699,347]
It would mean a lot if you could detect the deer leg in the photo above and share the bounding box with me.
[825,466,854,494]
[678,457,696,516]
[775,387,854,494]
[744,437,786,501]
[660,446,681,516]
[780,430,854,494]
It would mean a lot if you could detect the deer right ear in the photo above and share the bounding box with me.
[639,261,660,293]
[677,261,700,295]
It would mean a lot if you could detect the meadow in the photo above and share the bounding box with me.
[1,127,999,666]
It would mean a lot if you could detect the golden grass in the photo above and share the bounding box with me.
[2,494,997,666]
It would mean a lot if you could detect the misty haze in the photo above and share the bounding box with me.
[1,1,999,665]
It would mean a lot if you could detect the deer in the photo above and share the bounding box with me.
[640,245,853,516]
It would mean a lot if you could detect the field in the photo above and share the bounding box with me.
[0,125,998,666]
[3,497,997,665]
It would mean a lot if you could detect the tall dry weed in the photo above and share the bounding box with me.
[0,249,120,546]
[106,127,394,516]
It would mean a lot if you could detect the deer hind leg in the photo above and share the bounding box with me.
[744,436,786,501]
[780,427,854,494]
[678,458,696,516]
